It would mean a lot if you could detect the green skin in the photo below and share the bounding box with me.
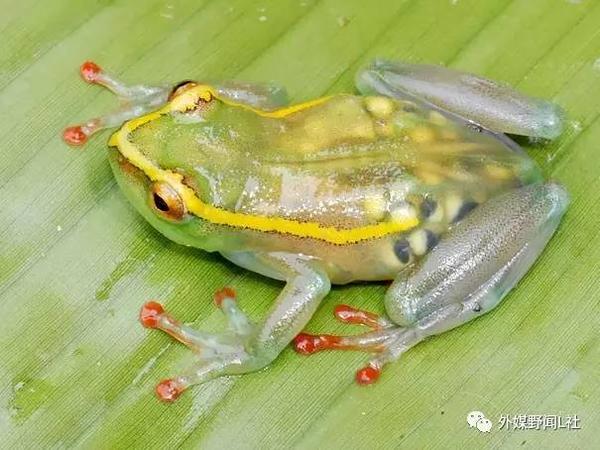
[74,60,569,399]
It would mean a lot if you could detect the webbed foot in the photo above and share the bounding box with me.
[140,288,266,402]
[63,61,172,146]
[140,251,330,401]
[293,305,407,385]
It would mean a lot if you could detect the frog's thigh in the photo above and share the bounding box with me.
[385,182,568,334]
[356,59,564,139]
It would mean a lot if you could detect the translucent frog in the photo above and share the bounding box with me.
[63,60,568,401]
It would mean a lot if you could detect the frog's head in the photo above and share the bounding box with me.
[62,61,258,251]
[105,82,229,251]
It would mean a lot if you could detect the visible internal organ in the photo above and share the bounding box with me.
[361,95,538,188]
[232,164,412,229]
[231,95,534,235]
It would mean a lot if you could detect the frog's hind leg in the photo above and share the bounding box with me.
[63,61,172,146]
[356,59,565,139]
[296,182,569,385]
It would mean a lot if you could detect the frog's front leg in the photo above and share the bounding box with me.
[295,182,568,384]
[63,61,288,146]
[63,61,173,145]
[356,60,564,139]
[140,252,330,401]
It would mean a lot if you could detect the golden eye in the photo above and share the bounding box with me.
[168,81,198,100]
[150,182,186,221]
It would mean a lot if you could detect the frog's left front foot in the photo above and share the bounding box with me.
[140,288,267,402]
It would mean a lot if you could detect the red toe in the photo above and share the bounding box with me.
[155,378,184,402]
[293,333,341,354]
[140,301,165,328]
[80,60,102,83]
[62,126,88,146]
[355,364,381,385]
[334,304,381,329]
[214,287,236,308]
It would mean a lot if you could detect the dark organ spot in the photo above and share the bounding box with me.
[420,197,437,219]
[425,230,439,252]
[452,200,478,223]
[393,239,411,264]
[473,303,482,312]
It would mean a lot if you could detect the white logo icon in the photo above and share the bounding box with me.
[476,417,492,433]
[467,411,492,433]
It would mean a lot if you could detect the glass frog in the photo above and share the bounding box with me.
[63,59,568,401]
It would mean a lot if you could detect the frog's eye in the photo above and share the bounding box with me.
[168,80,198,100]
[150,182,186,221]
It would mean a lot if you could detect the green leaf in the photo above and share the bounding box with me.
[1,0,599,447]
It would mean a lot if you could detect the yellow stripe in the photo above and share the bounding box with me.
[108,85,419,244]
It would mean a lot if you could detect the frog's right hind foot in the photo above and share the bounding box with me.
[63,61,172,146]
[356,59,565,139]
[293,304,406,385]
[296,182,569,385]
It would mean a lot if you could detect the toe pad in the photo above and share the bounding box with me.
[140,301,165,328]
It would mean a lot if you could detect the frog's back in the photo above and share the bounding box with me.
[130,92,539,232]
[125,92,542,282]
[231,95,541,233]
[207,94,542,283]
